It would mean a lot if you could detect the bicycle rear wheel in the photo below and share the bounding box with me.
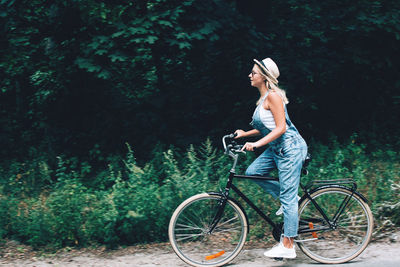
[169,193,248,267]
[297,187,373,264]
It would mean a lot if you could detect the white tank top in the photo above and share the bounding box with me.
[259,105,289,130]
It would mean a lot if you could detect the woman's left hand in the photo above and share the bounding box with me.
[241,142,257,151]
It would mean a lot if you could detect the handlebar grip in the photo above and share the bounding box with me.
[233,145,242,150]
[229,133,238,138]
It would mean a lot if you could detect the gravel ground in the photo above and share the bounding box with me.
[1,232,399,267]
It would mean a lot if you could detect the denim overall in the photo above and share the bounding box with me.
[246,92,307,237]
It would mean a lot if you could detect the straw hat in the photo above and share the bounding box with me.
[253,58,280,85]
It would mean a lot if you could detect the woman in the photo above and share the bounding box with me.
[234,58,307,259]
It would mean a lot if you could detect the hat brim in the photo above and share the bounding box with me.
[253,59,279,84]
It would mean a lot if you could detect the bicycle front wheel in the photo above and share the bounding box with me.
[297,186,373,264]
[169,193,248,267]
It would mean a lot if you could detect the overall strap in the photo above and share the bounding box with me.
[261,91,292,127]
[284,104,293,127]
[259,92,269,105]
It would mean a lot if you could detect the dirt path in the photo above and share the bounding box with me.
[1,233,400,267]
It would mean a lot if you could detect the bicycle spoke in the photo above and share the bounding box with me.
[175,223,204,231]
[169,194,247,266]
[214,226,242,234]
[176,232,205,242]
[179,212,202,231]
[214,215,239,228]
[297,188,373,264]
[341,225,369,229]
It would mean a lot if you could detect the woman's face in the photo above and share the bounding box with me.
[248,64,264,88]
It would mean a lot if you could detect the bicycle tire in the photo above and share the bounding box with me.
[169,193,248,267]
[297,186,373,264]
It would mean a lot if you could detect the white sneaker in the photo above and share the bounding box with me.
[276,195,301,216]
[264,242,296,259]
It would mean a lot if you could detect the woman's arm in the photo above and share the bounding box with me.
[242,92,286,151]
[254,92,286,147]
[234,129,261,139]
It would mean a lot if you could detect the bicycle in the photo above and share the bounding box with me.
[168,133,373,267]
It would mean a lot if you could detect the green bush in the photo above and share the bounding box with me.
[0,194,8,239]
[0,137,399,248]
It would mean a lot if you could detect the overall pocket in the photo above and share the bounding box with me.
[279,138,301,157]
[280,143,292,157]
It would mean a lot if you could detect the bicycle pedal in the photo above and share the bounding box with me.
[273,257,284,261]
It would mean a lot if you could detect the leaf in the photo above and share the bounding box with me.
[97,36,109,44]
[190,32,204,40]
[111,31,126,38]
[178,42,191,49]
[98,69,111,79]
[101,11,107,20]
[145,36,158,44]
[75,57,101,73]
[130,38,143,44]
[128,27,147,35]
[141,21,153,29]
[10,36,30,45]
[175,32,187,40]
[95,49,108,56]
[198,22,216,35]
[1,0,15,7]
[109,52,127,62]
[158,20,173,27]
[88,41,101,50]
[182,0,195,6]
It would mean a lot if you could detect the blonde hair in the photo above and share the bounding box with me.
[255,65,289,105]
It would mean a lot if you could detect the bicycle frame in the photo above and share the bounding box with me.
[210,170,361,241]
[208,171,280,238]
[211,134,362,239]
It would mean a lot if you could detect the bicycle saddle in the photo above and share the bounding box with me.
[304,153,312,167]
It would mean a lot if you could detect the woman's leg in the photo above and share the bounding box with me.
[245,147,280,199]
[264,140,307,258]
[276,140,307,240]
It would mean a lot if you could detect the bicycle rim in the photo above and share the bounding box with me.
[297,187,373,264]
[169,193,248,267]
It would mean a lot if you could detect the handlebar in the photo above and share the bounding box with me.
[222,133,245,155]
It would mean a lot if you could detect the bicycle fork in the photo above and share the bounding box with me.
[208,172,235,234]
[208,196,229,234]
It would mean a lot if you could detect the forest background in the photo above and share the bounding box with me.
[0,0,399,248]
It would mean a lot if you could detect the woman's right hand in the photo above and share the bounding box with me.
[234,129,246,139]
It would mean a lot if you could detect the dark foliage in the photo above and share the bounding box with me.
[1,0,399,161]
